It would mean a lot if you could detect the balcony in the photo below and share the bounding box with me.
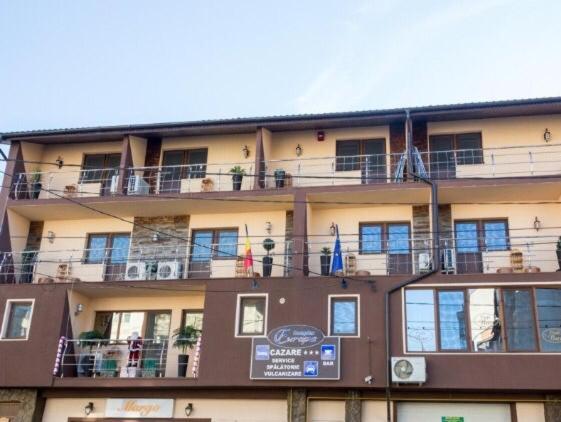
[0,239,294,284]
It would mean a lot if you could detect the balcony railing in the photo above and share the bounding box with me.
[55,338,199,379]
[0,240,294,284]
[9,143,561,200]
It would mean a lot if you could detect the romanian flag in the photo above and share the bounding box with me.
[243,224,254,272]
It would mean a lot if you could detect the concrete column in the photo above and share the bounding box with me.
[545,396,561,422]
[0,389,43,422]
[253,128,265,189]
[288,388,307,422]
[345,390,361,422]
[117,135,133,194]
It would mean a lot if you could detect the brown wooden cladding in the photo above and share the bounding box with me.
[3,273,561,391]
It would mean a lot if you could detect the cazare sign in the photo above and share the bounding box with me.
[105,399,174,418]
[251,325,340,380]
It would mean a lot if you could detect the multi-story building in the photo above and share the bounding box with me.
[0,97,561,422]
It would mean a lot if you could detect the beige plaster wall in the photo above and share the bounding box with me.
[308,399,345,422]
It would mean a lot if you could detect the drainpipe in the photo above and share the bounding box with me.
[384,119,440,421]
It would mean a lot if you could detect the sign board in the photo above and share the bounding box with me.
[442,417,465,422]
[250,325,340,380]
[105,399,174,418]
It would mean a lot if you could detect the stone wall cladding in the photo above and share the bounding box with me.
[0,389,40,422]
[412,205,430,273]
[130,216,190,262]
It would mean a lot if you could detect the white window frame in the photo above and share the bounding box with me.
[1,299,35,341]
[328,294,360,338]
[235,293,268,338]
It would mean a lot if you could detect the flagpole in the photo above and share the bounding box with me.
[245,224,255,277]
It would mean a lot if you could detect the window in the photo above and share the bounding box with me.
[183,310,204,331]
[80,153,121,183]
[455,219,509,252]
[329,296,359,336]
[335,139,386,172]
[536,288,561,352]
[84,233,131,264]
[359,223,411,255]
[237,295,266,336]
[1,300,33,340]
[429,133,483,165]
[94,311,146,340]
[162,149,208,179]
[438,291,467,351]
[405,290,436,352]
[191,229,238,260]
[503,289,537,351]
[469,288,503,352]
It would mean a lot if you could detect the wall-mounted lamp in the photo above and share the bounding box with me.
[329,222,337,236]
[533,216,542,231]
[55,156,64,169]
[84,402,94,416]
[75,303,84,316]
[544,128,552,143]
[242,145,250,159]
[295,144,303,157]
[317,131,325,141]
[185,403,194,416]
[47,231,56,244]
[265,221,272,234]
[152,232,160,242]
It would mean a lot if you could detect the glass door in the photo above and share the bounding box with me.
[387,224,412,274]
[103,234,131,281]
[455,221,483,274]
[362,139,386,184]
[188,230,213,278]
[429,135,455,179]
[143,311,171,377]
[160,150,184,193]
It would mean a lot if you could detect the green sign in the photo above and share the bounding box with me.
[442,417,464,422]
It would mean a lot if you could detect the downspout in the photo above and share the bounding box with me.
[384,113,440,422]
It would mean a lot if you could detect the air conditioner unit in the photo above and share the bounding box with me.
[391,356,426,384]
[418,252,432,273]
[125,262,147,281]
[127,175,150,195]
[157,261,183,280]
[441,248,456,273]
[109,175,119,194]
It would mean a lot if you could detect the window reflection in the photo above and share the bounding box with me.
[469,289,503,352]
[405,290,436,352]
[536,289,561,352]
[503,289,537,351]
[438,291,467,350]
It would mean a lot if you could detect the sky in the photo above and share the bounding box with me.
[1,0,561,133]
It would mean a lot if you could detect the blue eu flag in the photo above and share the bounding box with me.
[331,225,343,275]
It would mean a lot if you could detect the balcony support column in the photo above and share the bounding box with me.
[287,388,307,422]
[292,190,308,276]
[118,135,133,195]
[0,142,24,253]
[345,390,362,422]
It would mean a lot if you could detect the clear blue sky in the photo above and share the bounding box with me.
[1,0,561,133]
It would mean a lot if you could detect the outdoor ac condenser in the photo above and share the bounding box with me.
[125,262,147,281]
[157,261,183,280]
[127,175,150,195]
[391,356,427,384]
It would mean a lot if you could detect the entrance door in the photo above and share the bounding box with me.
[397,402,511,422]
[361,139,386,184]
[188,230,213,278]
[455,221,483,274]
[429,135,455,179]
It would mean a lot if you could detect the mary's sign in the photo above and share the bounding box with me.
[251,325,340,380]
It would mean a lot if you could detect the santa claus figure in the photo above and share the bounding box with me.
[127,331,143,368]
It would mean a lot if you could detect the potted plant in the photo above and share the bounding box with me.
[78,330,106,377]
[29,170,42,199]
[172,325,201,377]
[262,238,275,277]
[557,236,561,271]
[320,247,331,276]
[274,169,286,188]
[229,166,246,191]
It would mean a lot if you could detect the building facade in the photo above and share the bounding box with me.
[1,98,561,421]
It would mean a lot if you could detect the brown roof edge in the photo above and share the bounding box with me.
[2,96,561,143]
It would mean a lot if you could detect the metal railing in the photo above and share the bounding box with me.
[56,338,197,379]
[0,239,294,283]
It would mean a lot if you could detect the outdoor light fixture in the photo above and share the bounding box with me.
[185,403,194,416]
[55,156,64,169]
[295,144,303,156]
[534,216,542,231]
[251,279,259,289]
[317,131,325,141]
[75,303,84,316]
[544,128,552,142]
[329,222,337,236]
[152,232,160,242]
[340,278,348,289]
[84,402,94,416]
[242,145,250,158]
[265,221,272,234]
[47,231,56,244]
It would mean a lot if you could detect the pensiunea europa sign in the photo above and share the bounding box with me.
[250,325,340,380]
